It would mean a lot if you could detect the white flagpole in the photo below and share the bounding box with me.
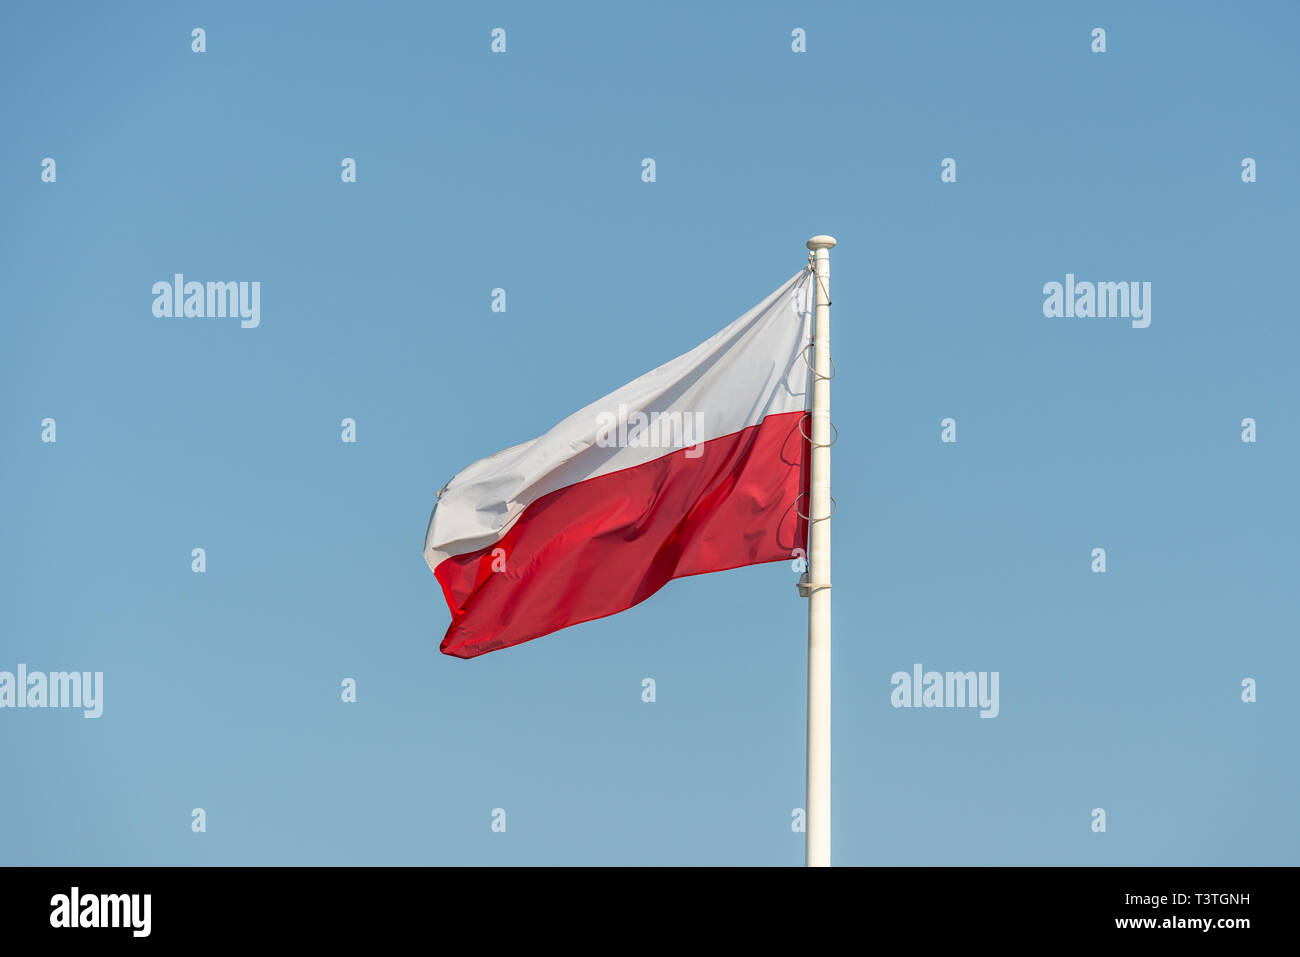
[804,235,836,867]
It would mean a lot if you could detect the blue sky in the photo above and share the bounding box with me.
[1,1,1296,865]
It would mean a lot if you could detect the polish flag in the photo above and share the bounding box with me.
[424,269,815,658]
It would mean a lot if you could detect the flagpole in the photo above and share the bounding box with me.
[804,235,836,867]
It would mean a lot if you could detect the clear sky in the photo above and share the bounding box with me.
[2,1,1296,865]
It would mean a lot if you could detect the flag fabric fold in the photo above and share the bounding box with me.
[424,269,814,658]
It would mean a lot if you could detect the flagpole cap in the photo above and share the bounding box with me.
[806,235,837,251]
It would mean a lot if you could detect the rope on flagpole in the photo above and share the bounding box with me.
[799,414,838,448]
[794,492,838,524]
[801,344,836,380]
[796,261,838,524]
[807,255,832,305]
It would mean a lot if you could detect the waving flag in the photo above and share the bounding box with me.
[424,269,814,658]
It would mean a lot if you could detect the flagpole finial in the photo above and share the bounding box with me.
[806,235,837,250]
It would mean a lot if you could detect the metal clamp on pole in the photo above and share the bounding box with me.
[796,572,831,598]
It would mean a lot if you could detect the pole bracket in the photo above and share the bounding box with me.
[796,572,831,598]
